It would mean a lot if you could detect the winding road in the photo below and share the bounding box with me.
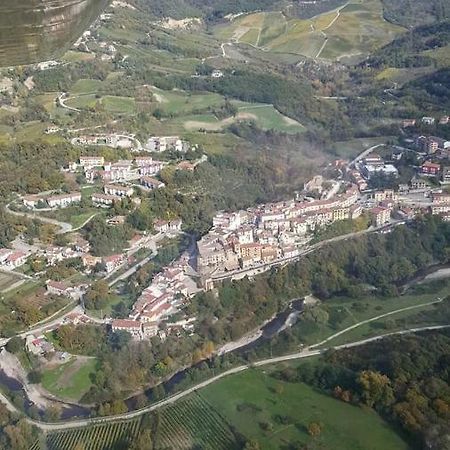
[5,201,98,235]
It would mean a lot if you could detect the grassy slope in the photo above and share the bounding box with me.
[200,369,408,450]
[41,357,97,402]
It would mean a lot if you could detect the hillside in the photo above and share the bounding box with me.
[381,0,450,27]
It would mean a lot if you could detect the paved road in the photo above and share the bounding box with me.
[10,324,449,431]
[310,297,444,348]
[6,203,73,234]
[58,93,81,112]
[6,201,98,235]
[348,143,385,169]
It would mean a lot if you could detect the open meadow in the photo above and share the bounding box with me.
[200,369,408,450]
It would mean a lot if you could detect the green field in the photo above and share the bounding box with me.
[234,102,306,133]
[70,78,104,94]
[65,94,135,114]
[292,280,449,347]
[44,418,141,450]
[41,357,97,402]
[150,86,225,115]
[215,0,405,60]
[200,369,408,450]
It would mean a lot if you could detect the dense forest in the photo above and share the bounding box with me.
[274,330,450,449]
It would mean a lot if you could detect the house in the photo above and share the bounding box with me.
[282,246,299,259]
[140,176,165,190]
[103,254,125,273]
[107,215,126,226]
[0,249,13,264]
[211,69,224,78]
[402,119,416,128]
[372,190,398,203]
[25,335,54,356]
[409,176,429,191]
[154,219,182,233]
[361,163,398,180]
[104,184,134,197]
[72,236,90,253]
[139,162,165,176]
[441,167,450,184]
[23,194,44,209]
[46,192,81,208]
[82,254,102,268]
[79,156,105,168]
[177,161,195,171]
[422,116,435,125]
[134,156,153,166]
[46,280,82,299]
[142,321,159,338]
[3,251,28,269]
[420,161,440,177]
[370,207,391,227]
[261,245,278,263]
[431,193,450,204]
[92,193,120,206]
[46,280,71,297]
[239,243,262,262]
[111,319,142,337]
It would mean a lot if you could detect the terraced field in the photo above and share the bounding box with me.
[215,0,405,61]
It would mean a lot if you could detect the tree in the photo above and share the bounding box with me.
[307,422,322,437]
[5,336,23,354]
[358,370,394,409]
[84,280,110,310]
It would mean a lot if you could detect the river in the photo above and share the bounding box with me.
[0,263,448,421]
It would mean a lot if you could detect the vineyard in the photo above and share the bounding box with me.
[28,394,239,449]
[155,394,239,450]
[42,417,141,450]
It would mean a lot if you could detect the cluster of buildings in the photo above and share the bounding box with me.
[71,134,136,150]
[145,136,189,153]
[67,155,167,184]
[23,192,81,210]
[430,192,450,221]
[91,183,135,207]
[196,186,361,275]
[402,116,449,128]
[112,253,198,339]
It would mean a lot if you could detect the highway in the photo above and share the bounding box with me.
[6,324,448,431]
